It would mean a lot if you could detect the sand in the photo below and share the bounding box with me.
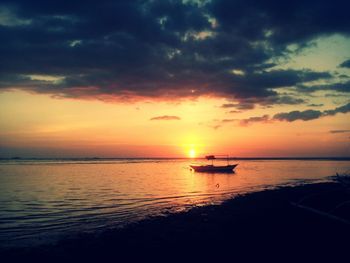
[2,181,350,262]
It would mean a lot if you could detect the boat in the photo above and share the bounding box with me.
[190,155,238,173]
[190,164,238,173]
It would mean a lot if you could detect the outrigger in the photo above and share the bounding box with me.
[190,155,238,173]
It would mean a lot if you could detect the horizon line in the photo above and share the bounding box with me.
[1,156,350,160]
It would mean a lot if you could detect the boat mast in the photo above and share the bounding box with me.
[205,155,215,165]
[205,154,230,165]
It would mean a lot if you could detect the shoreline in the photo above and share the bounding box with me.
[2,180,350,261]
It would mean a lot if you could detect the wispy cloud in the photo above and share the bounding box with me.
[221,119,237,123]
[219,102,350,126]
[221,103,254,110]
[329,130,350,134]
[297,81,350,94]
[307,103,324,107]
[240,115,270,126]
[150,115,181,121]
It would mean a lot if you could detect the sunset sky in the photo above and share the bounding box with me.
[0,0,350,158]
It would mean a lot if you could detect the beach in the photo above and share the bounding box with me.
[2,179,349,262]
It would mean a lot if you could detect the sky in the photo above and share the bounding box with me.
[0,0,350,158]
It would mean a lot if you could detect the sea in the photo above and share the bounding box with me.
[0,158,349,248]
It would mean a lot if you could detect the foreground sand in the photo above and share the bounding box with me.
[2,181,350,261]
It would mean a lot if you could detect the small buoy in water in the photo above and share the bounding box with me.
[216,183,220,188]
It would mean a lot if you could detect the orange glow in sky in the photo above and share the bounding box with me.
[0,90,349,158]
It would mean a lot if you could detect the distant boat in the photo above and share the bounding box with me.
[190,155,238,173]
[190,164,238,173]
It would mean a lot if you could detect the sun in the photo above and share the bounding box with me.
[188,149,196,158]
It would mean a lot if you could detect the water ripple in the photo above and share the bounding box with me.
[0,159,349,248]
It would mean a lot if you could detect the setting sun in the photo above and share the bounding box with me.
[188,149,196,158]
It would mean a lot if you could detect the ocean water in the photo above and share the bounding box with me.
[0,158,349,248]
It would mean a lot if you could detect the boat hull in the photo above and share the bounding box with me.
[190,164,238,173]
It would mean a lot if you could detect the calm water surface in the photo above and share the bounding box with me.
[0,159,349,248]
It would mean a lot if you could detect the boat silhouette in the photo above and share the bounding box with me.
[190,155,238,173]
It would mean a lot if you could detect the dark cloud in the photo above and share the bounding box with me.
[329,130,350,133]
[221,94,306,111]
[339,59,350,68]
[150,115,180,121]
[324,102,350,116]
[273,102,350,122]
[0,0,348,106]
[240,115,270,126]
[273,110,323,122]
[270,96,306,105]
[308,103,324,107]
[218,102,350,125]
[210,0,350,45]
[297,81,350,94]
[221,102,254,110]
[324,93,344,97]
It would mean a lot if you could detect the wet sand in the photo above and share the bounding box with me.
[2,181,350,262]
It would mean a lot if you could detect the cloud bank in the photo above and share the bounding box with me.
[0,0,349,108]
